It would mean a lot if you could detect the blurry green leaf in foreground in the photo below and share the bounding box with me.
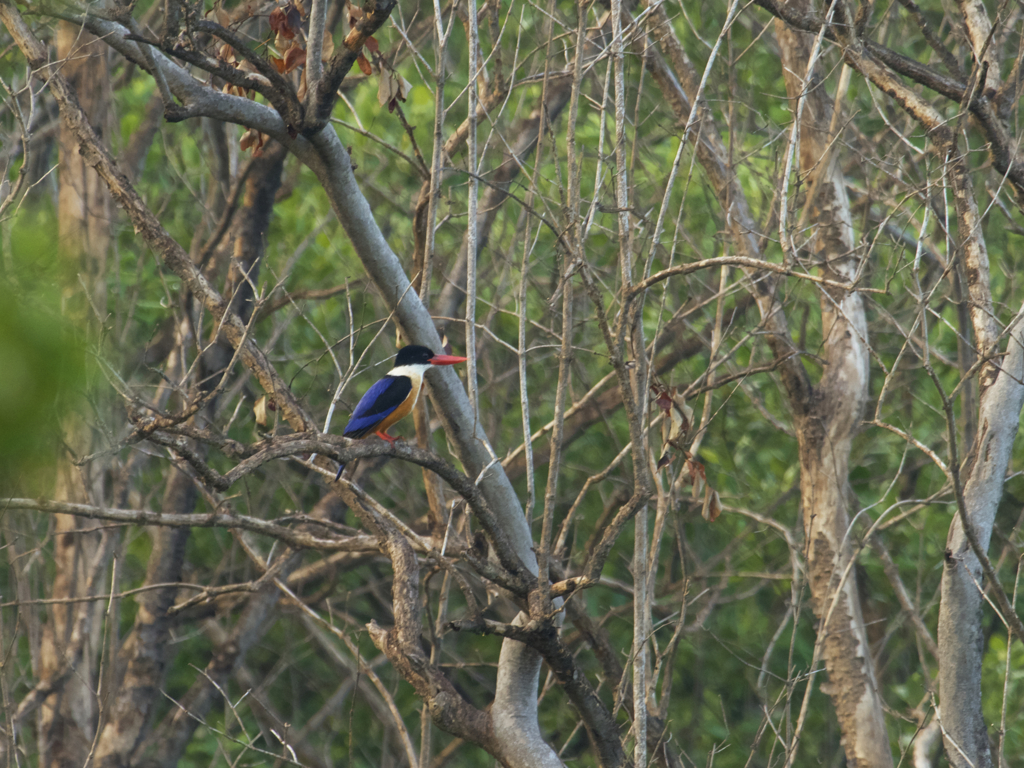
[0,298,86,472]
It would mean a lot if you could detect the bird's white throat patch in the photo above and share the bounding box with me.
[388,363,430,381]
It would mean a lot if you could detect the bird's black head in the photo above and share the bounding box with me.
[394,345,436,367]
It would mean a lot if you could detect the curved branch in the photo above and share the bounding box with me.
[192,18,301,123]
[3,497,382,552]
[229,435,533,587]
[124,30,292,119]
[306,0,399,129]
[629,255,865,296]
[74,15,295,139]
[344,486,495,752]
[751,0,1024,199]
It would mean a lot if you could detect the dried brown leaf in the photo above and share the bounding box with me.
[269,7,293,37]
[240,128,267,154]
[653,384,694,461]
[396,73,412,101]
[357,52,373,76]
[254,394,268,426]
[701,487,722,523]
[269,3,302,38]
[377,68,398,106]
[283,45,306,73]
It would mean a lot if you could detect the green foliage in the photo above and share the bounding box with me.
[0,221,87,485]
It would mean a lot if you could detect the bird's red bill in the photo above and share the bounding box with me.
[429,354,468,365]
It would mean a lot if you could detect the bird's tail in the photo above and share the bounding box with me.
[334,463,345,481]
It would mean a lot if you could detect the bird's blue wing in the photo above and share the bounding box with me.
[343,375,412,438]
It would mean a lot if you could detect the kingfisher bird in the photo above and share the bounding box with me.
[335,345,468,479]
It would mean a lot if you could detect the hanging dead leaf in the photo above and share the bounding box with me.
[701,486,722,523]
[283,45,306,73]
[269,7,291,37]
[651,380,721,521]
[254,394,268,427]
[321,33,335,60]
[655,385,693,452]
[365,35,379,54]
[675,454,721,521]
[377,68,397,106]
[679,454,705,491]
[269,3,302,38]
[270,55,287,74]
[671,389,693,443]
[297,67,307,100]
[653,384,692,472]
[397,73,412,100]
[357,52,373,76]
[663,403,685,448]
[240,127,267,154]
[653,386,673,414]
[377,69,412,111]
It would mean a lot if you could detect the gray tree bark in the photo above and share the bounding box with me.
[936,261,1024,768]
[776,17,893,767]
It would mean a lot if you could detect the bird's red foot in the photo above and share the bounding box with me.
[375,430,399,444]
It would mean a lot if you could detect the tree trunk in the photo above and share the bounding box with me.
[936,226,1024,768]
[38,22,112,768]
[776,16,893,768]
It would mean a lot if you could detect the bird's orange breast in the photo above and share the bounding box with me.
[375,375,422,433]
